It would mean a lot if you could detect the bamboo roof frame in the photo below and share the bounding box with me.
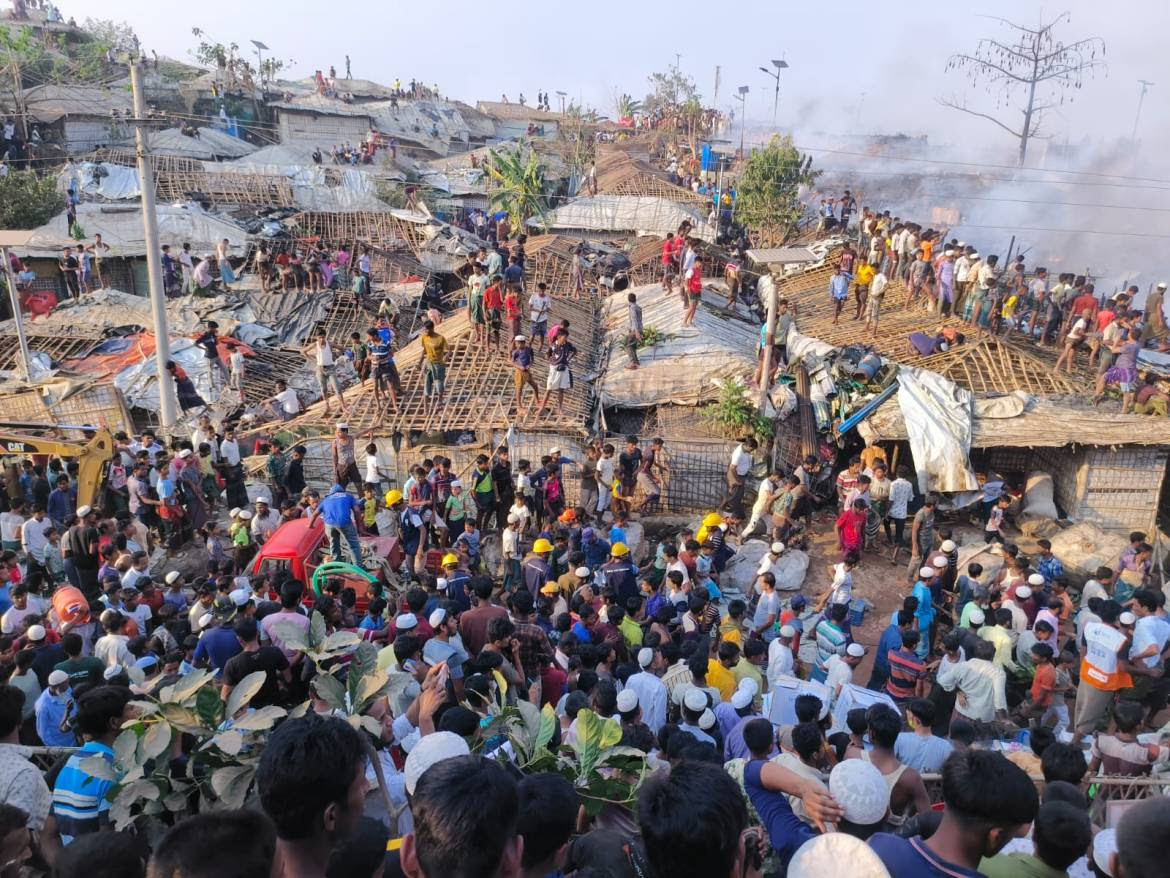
[292,211,430,259]
[776,250,1095,396]
[0,330,104,371]
[89,148,297,208]
[272,293,603,438]
[592,151,710,212]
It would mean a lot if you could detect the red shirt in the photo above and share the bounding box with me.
[662,241,674,266]
[836,508,866,552]
[483,284,503,309]
[688,267,702,294]
[540,664,567,707]
[1071,294,1097,317]
[1096,310,1117,331]
[1031,662,1055,707]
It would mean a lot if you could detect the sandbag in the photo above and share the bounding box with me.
[1048,522,1129,584]
[723,540,810,593]
[1022,470,1058,520]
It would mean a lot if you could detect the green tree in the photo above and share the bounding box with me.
[0,170,62,229]
[485,145,547,227]
[643,67,698,117]
[615,93,642,119]
[82,18,139,54]
[734,135,819,245]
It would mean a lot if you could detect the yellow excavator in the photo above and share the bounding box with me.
[0,424,114,512]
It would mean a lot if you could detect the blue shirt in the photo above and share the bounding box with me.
[47,487,75,526]
[608,525,627,545]
[743,760,815,868]
[52,741,115,843]
[35,689,74,747]
[830,273,851,301]
[912,581,935,627]
[874,623,905,673]
[319,491,359,528]
[193,625,243,677]
[868,833,982,878]
[511,346,534,369]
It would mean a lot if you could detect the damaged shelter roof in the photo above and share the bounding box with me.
[597,280,758,408]
[273,295,602,438]
[859,392,1170,448]
[116,126,257,161]
[22,82,133,121]
[533,195,716,242]
[23,203,249,258]
[475,101,564,122]
[270,95,474,156]
[592,150,710,212]
[775,249,1092,396]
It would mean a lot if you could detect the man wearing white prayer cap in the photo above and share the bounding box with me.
[624,645,668,734]
[790,834,891,878]
[403,731,470,796]
[828,759,890,836]
[678,687,717,746]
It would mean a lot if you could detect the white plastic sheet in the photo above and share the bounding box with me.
[896,366,978,493]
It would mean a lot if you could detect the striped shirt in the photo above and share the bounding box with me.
[885,648,926,701]
[813,619,848,676]
[52,741,114,843]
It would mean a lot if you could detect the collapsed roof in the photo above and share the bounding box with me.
[533,195,715,241]
[24,203,249,258]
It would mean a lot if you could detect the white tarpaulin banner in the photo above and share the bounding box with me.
[896,366,978,493]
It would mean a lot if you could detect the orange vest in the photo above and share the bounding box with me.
[1080,622,1133,691]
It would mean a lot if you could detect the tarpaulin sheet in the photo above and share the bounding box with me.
[896,366,977,493]
[60,162,141,200]
[531,195,716,242]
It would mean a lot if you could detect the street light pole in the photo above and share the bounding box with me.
[758,59,788,127]
[1134,79,1155,140]
[735,86,749,158]
[129,59,178,430]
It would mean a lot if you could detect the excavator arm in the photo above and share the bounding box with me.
[0,426,114,511]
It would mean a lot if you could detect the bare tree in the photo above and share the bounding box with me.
[940,12,1105,166]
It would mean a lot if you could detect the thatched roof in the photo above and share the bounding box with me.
[22,82,132,122]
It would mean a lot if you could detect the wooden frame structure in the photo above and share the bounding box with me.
[776,255,1094,395]
[591,151,710,212]
[92,148,296,207]
[292,212,430,258]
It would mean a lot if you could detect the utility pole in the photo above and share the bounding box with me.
[758,273,776,410]
[0,233,33,382]
[735,86,749,158]
[758,59,788,127]
[1133,79,1155,140]
[129,59,178,430]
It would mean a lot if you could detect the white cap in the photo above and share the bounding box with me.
[698,708,716,730]
[616,688,639,713]
[930,554,950,568]
[255,496,270,505]
[1017,586,1032,599]
[48,670,69,687]
[940,539,956,552]
[790,834,891,878]
[575,566,592,578]
[550,447,561,455]
[770,541,785,554]
[730,689,753,710]
[969,251,979,258]
[738,677,759,697]
[1092,828,1117,876]
[944,249,954,256]
[238,509,252,520]
[919,566,936,578]
[514,334,527,342]
[26,624,45,641]
[103,666,122,681]
[178,448,192,459]
[165,571,182,585]
[846,642,866,658]
[449,480,462,490]
[1028,573,1045,587]
[1120,611,1137,626]
[229,507,241,518]
[637,647,653,668]
[1159,282,1168,290]
[336,422,349,430]
[229,588,251,607]
[969,609,986,625]
[428,608,447,628]
[396,612,418,630]
[404,731,470,796]
[77,505,92,517]
[829,759,890,826]
[436,577,448,591]
[507,513,519,524]
[683,687,708,712]
[780,624,796,638]
[197,612,213,631]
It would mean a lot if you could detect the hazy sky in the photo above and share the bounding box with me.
[93,0,1169,161]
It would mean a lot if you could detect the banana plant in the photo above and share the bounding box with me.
[485,145,548,229]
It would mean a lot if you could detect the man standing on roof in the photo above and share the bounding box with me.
[331,424,362,494]
[309,484,363,566]
[304,329,348,420]
[537,327,576,419]
[421,320,448,417]
[195,321,230,392]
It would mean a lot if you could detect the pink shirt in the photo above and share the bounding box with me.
[1034,608,1060,634]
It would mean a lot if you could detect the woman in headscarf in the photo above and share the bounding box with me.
[165,360,205,413]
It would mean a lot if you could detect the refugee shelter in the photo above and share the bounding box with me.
[533,195,715,242]
[22,83,133,153]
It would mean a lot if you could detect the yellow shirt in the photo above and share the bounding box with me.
[706,661,737,703]
[619,615,643,650]
[855,263,875,286]
[421,332,448,364]
[719,617,743,647]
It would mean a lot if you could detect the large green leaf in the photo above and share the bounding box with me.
[312,672,348,711]
[230,705,287,732]
[79,755,117,782]
[225,670,268,719]
[324,630,361,654]
[269,619,311,653]
[213,730,244,756]
[309,610,327,648]
[167,669,215,704]
[195,686,223,729]
[347,642,378,708]
[113,729,138,768]
[139,722,171,762]
[158,703,207,735]
[535,703,558,751]
[210,765,255,809]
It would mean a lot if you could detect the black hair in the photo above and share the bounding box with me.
[409,756,520,878]
[742,717,773,757]
[866,705,902,749]
[906,698,936,727]
[148,809,276,878]
[75,685,131,739]
[1028,725,1055,757]
[437,705,479,737]
[324,816,388,878]
[637,760,747,878]
[794,694,823,724]
[1040,743,1087,786]
[1116,797,1170,878]
[55,830,146,878]
[0,685,23,739]
[942,749,1038,829]
[1033,801,1092,871]
[516,773,578,869]
[845,707,868,736]
[792,722,823,761]
[255,714,366,841]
